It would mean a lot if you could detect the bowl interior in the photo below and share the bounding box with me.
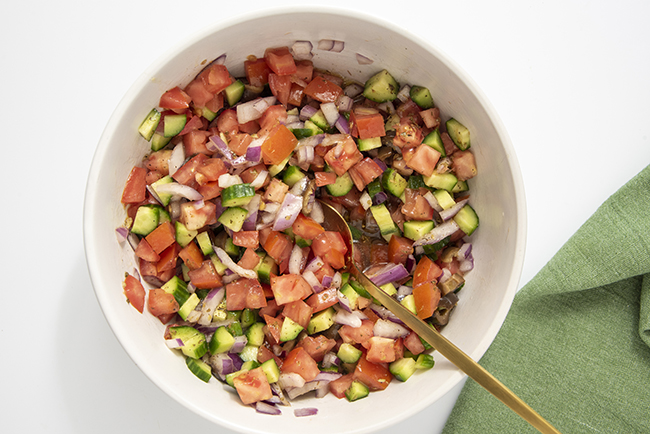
[84,7,526,434]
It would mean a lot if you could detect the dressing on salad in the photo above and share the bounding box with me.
[118,41,478,415]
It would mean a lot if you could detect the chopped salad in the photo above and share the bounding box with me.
[118,41,478,414]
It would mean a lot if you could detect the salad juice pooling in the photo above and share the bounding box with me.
[119,42,478,413]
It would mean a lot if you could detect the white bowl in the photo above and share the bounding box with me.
[84,6,526,434]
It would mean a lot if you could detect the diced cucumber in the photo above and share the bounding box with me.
[452,180,469,194]
[366,178,383,199]
[163,113,187,138]
[209,253,228,275]
[280,317,304,342]
[409,85,434,109]
[423,129,446,157]
[224,236,240,257]
[255,253,277,284]
[389,357,417,382]
[407,174,427,190]
[209,326,235,354]
[414,353,435,370]
[282,166,306,187]
[369,204,399,242]
[381,168,407,198]
[423,172,458,192]
[178,293,201,320]
[291,128,313,139]
[226,321,244,337]
[162,275,190,306]
[345,380,370,401]
[310,109,330,130]
[226,369,247,387]
[348,278,372,300]
[218,207,248,232]
[239,345,259,363]
[403,220,435,241]
[225,79,245,107]
[196,231,214,255]
[337,343,362,364]
[130,204,159,236]
[363,69,399,103]
[151,131,172,151]
[240,308,257,329]
[326,171,354,197]
[186,356,212,382]
[175,221,198,247]
[201,106,218,122]
[221,183,255,207]
[246,322,265,347]
[357,137,382,151]
[138,108,161,141]
[433,189,455,210]
[453,204,479,236]
[260,359,281,384]
[401,294,417,315]
[168,326,208,359]
[446,118,471,150]
[307,307,335,334]
[339,283,360,310]
[150,175,174,206]
[379,282,397,296]
[268,154,291,177]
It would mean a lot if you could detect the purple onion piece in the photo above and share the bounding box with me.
[356,53,374,65]
[366,263,410,287]
[299,104,318,121]
[272,193,303,231]
[245,144,262,163]
[115,226,129,243]
[335,115,350,134]
[294,408,318,417]
[256,401,282,415]
[372,157,388,172]
[373,191,388,205]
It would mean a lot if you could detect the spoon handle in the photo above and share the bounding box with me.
[351,267,561,434]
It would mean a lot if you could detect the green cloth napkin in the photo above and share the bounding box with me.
[443,164,650,434]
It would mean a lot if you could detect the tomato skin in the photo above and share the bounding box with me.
[292,213,325,241]
[199,64,233,94]
[159,86,191,110]
[339,319,375,346]
[121,166,147,204]
[366,336,397,364]
[145,150,172,175]
[134,238,160,263]
[123,274,146,313]
[172,153,208,188]
[262,230,293,273]
[184,79,214,108]
[233,367,273,405]
[147,287,179,316]
[393,117,424,148]
[413,282,440,320]
[412,255,442,287]
[297,335,336,362]
[387,235,413,265]
[268,73,292,107]
[145,221,176,255]
[303,76,343,103]
[227,278,267,310]
[178,241,204,270]
[351,108,386,139]
[228,133,252,156]
[216,109,239,136]
[281,347,320,382]
[304,287,338,313]
[264,46,297,76]
[311,231,348,269]
[403,331,425,355]
[197,157,228,182]
[451,150,477,181]
[270,274,312,306]
[244,57,271,88]
[401,188,434,221]
[261,123,298,165]
[188,260,223,289]
[314,171,337,187]
[329,373,355,399]
[237,247,262,269]
[323,135,363,176]
[232,231,260,250]
[348,157,384,191]
[404,143,441,177]
[353,354,392,391]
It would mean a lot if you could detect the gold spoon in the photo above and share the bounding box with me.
[318,200,561,434]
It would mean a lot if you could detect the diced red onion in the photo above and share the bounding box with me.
[218,173,243,188]
[154,182,202,201]
[291,40,313,60]
[256,401,282,415]
[286,381,322,400]
[294,407,318,417]
[198,287,225,326]
[343,83,364,98]
[302,270,323,293]
[272,193,302,231]
[321,352,340,369]
[126,233,139,251]
[289,244,304,275]
[336,95,353,112]
[296,145,315,166]
[246,143,262,164]
[318,39,344,52]
[237,97,267,124]
[209,134,234,162]
[356,53,373,65]
[299,104,318,120]
[368,303,404,325]
[405,254,417,274]
[372,158,388,172]
[439,268,452,284]
[373,318,410,339]
[186,310,201,323]
[321,274,333,288]
[331,272,343,289]
[412,220,460,247]
[458,243,472,260]
[250,170,268,189]
[360,191,372,210]
[320,102,340,126]
[397,285,413,298]
[145,185,164,205]
[337,289,353,312]
[115,226,129,243]
[334,308,367,327]
[168,143,185,176]
[305,256,325,273]
[372,191,388,205]
[298,134,324,149]
[165,338,184,349]
[366,263,410,286]
[439,198,470,221]
[334,115,350,134]
[396,85,411,103]
[214,246,258,279]
[231,335,248,353]
[209,353,234,379]
[310,200,324,223]
[377,101,395,114]
[320,133,348,147]
[424,191,444,212]
[458,243,474,273]
[279,372,306,390]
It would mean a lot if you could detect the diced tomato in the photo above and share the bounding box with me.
[156,242,181,273]
[228,133,253,156]
[121,166,148,204]
[178,241,204,270]
[314,171,337,187]
[311,231,348,270]
[184,78,214,109]
[351,108,386,139]
[259,105,287,132]
[139,258,175,285]
[159,86,191,111]
[178,113,205,136]
[263,314,282,344]
[264,46,297,76]
[268,73,292,107]
[396,100,422,123]
[180,201,217,231]
[147,287,179,316]
[329,373,355,399]
[419,107,441,129]
[244,57,271,88]
[297,335,336,363]
[303,75,343,103]
[404,143,441,177]
[261,123,298,165]
[233,232,260,250]
[216,109,239,136]
[353,354,392,391]
[257,344,283,368]
[263,177,289,203]
[183,130,211,156]
[270,274,312,305]
[412,255,442,287]
[199,63,233,94]
[366,336,397,364]
[339,319,375,346]
[197,181,222,200]
[134,238,160,262]
[188,260,223,289]
[281,347,320,382]
[287,83,304,107]
[348,157,384,191]
[240,163,269,186]
[145,221,176,255]
[451,150,477,181]
[282,299,313,330]
[387,235,413,265]
[401,188,434,221]
[262,230,293,272]
[292,213,325,241]
[323,135,363,176]
[145,150,172,175]
[393,337,405,360]
[237,247,261,270]
[393,117,424,148]
[227,278,267,310]
[233,367,273,405]
[123,274,146,313]
[441,131,457,156]
[197,157,228,182]
[172,153,208,187]
[304,287,338,313]
[403,331,425,355]
[412,282,440,320]
[145,170,163,185]
[206,92,224,114]
[238,119,260,135]
[294,59,314,82]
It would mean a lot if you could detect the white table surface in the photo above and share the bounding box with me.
[3,1,649,432]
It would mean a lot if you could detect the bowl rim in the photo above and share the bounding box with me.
[83,5,527,433]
